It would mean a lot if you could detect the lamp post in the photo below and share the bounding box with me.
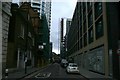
[38,43,46,67]
[38,43,46,50]
[24,52,27,74]
[24,2,30,74]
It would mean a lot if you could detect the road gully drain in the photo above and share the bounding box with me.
[35,72,51,78]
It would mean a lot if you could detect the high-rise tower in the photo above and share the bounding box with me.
[19,0,51,28]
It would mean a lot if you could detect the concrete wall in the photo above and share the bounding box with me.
[74,46,105,74]
[68,3,109,77]
[0,1,2,79]
[2,2,11,78]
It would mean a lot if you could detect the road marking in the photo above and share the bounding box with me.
[46,73,51,77]
[35,72,51,78]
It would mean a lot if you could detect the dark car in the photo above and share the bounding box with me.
[60,59,68,68]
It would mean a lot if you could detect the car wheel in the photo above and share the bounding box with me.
[66,69,69,74]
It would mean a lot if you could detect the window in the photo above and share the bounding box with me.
[20,24,24,38]
[80,27,82,37]
[84,33,87,47]
[80,15,82,25]
[94,2,102,19]
[80,38,82,48]
[83,9,86,21]
[88,27,93,43]
[83,2,86,9]
[33,3,40,6]
[83,21,87,33]
[87,2,92,11]
[95,17,103,39]
[88,11,93,27]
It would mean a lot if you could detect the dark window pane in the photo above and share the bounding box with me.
[80,38,82,48]
[84,33,87,47]
[94,2,102,19]
[87,2,92,11]
[95,17,104,39]
[83,9,86,21]
[83,21,87,33]
[88,27,93,43]
[80,26,82,37]
[88,11,93,27]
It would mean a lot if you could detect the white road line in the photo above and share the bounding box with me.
[46,73,51,78]
[35,72,51,78]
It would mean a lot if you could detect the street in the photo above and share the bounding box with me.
[21,63,87,79]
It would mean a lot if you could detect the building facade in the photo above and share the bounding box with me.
[30,0,42,16]
[65,18,72,58]
[43,0,51,28]
[60,18,71,59]
[1,2,12,78]
[67,2,120,79]
[19,0,51,28]
[19,1,51,67]
[0,1,2,79]
[66,18,72,36]
[7,3,38,70]
[60,18,65,59]
[36,14,50,67]
[49,42,53,62]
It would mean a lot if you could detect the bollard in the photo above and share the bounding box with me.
[5,69,8,78]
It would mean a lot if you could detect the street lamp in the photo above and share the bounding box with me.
[24,2,30,74]
[38,43,46,50]
[38,45,44,50]
[43,43,46,46]
[38,43,46,67]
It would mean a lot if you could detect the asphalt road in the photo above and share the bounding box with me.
[23,63,88,79]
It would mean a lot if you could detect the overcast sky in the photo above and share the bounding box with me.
[51,0,77,54]
[12,0,77,54]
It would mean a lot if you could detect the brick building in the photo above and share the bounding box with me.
[7,2,39,70]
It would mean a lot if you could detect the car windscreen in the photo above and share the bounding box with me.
[71,64,77,67]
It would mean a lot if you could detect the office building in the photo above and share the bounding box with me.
[49,42,53,62]
[65,18,72,57]
[67,2,120,79]
[66,18,72,35]
[60,18,65,59]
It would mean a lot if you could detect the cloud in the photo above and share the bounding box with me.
[50,0,77,54]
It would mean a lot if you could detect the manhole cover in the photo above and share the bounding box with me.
[35,72,51,78]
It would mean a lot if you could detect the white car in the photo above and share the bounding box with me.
[66,63,79,74]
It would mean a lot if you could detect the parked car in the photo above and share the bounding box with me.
[60,59,68,68]
[66,63,79,74]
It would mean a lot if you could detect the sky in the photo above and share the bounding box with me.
[51,0,77,54]
[12,0,77,54]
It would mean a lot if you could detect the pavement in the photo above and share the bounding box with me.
[2,64,51,80]
[2,63,113,80]
[78,67,112,80]
[7,67,39,79]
